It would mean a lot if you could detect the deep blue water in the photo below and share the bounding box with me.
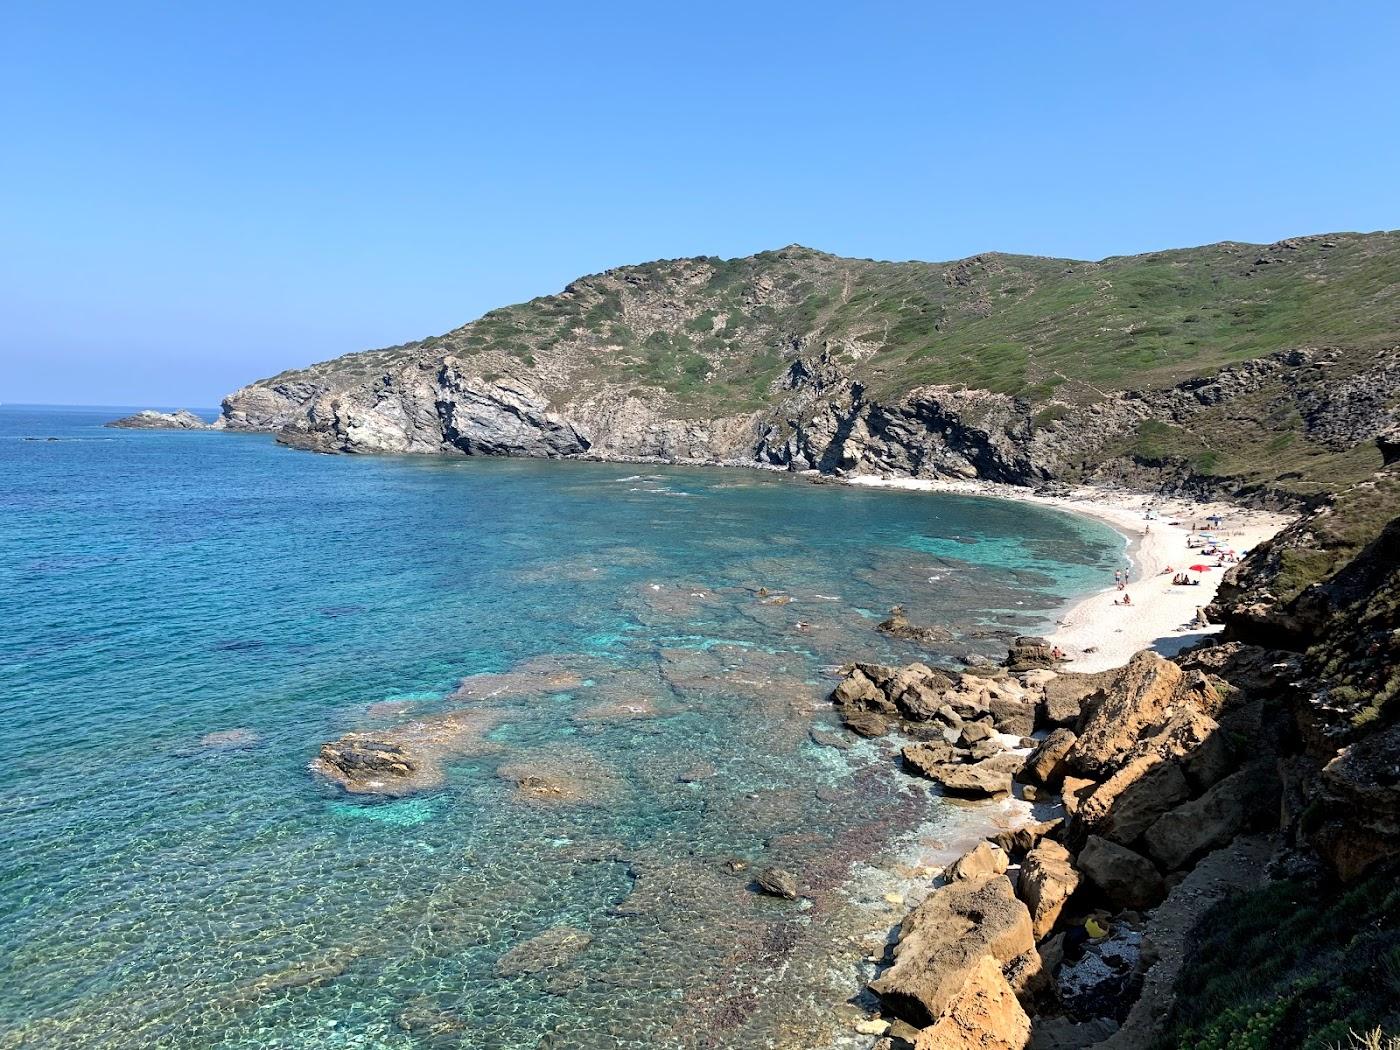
[0,405,1122,1049]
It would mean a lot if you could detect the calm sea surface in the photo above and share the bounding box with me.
[0,405,1121,1049]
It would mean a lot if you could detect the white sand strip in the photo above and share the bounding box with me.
[840,475,1293,673]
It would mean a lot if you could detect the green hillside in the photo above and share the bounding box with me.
[303,230,1400,417]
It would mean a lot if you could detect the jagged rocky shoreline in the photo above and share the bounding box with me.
[807,506,1399,1048]
[216,344,1399,506]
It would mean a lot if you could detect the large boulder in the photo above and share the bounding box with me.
[921,759,1015,798]
[1143,764,1281,871]
[989,697,1037,737]
[1073,755,1190,847]
[1018,840,1081,939]
[1040,673,1107,729]
[1020,729,1077,787]
[949,842,1010,881]
[841,709,890,738]
[831,666,890,708]
[903,741,966,776]
[878,605,955,645]
[1006,636,1056,672]
[912,955,1033,1050]
[993,819,1063,858]
[871,874,1035,1027]
[106,408,209,429]
[1070,653,1184,776]
[1076,835,1166,910]
[311,735,419,793]
[753,867,800,900]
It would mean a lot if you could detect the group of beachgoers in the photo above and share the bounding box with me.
[1108,509,1243,609]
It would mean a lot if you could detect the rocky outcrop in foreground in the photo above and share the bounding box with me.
[105,409,210,429]
[834,591,1397,1050]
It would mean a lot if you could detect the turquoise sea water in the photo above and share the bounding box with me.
[0,405,1122,1049]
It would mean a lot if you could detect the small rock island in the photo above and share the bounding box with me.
[105,409,211,430]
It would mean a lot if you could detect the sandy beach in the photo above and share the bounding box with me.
[843,475,1294,673]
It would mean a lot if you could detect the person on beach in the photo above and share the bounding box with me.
[1114,568,1122,587]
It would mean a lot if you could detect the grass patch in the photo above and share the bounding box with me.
[1159,866,1400,1050]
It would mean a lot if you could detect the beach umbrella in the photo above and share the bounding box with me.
[1206,514,1223,524]
[1189,564,1211,572]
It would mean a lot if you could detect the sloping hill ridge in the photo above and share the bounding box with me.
[220,230,1400,503]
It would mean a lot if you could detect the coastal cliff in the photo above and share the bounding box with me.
[221,232,1399,505]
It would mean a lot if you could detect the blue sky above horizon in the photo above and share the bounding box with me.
[3,1,1398,407]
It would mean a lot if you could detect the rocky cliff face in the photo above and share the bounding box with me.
[220,234,1400,501]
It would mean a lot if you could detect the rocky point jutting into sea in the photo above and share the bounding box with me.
[65,231,1400,1047]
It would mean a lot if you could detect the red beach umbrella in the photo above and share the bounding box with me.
[1189,564,1211,572]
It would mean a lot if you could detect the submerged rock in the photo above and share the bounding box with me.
[497,748,623,806]
[311,708,503,796]
[495,926,593,976]
[199,728,261,750]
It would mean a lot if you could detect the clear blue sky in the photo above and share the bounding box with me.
[3,1,1397,407]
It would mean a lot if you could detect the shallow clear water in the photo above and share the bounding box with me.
[0,405,1122,1049]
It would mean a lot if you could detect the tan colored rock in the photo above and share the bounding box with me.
[949,842,1010,881]
[989,696,1036,737]
[831,668,895,711]
[870,874,1034,1026]
[1018,840,1080,939]
[1070,652,1183,776]
[913,955,1033,1050]
[993,819,1062,857]
[1074,754,1190,846]
[1061,776,1098,818]
[960,721,997,745]
[1140,706,1231,793]
[841,709,891,737]
[1040,671,1107,728]
[921,760,1014,798]
[1020,728,1077,787]
[1076,835,1165,910]
[903,741,965,776]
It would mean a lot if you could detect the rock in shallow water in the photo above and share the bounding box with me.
[495,925,593,977]
[753,867,800,900]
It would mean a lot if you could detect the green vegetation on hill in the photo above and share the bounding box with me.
[269,230,1400,419]
[1158,867,1400,1050]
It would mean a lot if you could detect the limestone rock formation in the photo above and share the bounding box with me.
[871,874,1034,1027]
[912,955,1033,1050]
[1018,841,1081,939]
